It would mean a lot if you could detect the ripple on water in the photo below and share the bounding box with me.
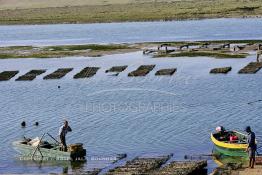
[0,53,262,173]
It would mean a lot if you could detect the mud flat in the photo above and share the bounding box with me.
[155,68,177,76]
[238,62,262,74]
[0,71,19,81]
[231,165,262,175]
[73,67,100,79]
[128,65,155,77]
[210,67,232,74]
[152,160,207,175]
[43,68,73,80]
[16,69,46,81]
[106,155,170,175]
[0,44,138,59]
[0,40,261,59]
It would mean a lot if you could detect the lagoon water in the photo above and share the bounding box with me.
[1,18,262,174]
[1,52,262,173]
[0,18,262,46]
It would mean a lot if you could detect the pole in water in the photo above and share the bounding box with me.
[248,100,262,105]
[34,122,39,126]
[58,85,61,89]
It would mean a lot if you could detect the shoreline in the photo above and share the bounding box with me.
[0,16,261,26]
[0,0,261,25]
[0,39,261,59]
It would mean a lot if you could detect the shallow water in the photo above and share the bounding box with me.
[1,51,262,173]
[0,18,262,46]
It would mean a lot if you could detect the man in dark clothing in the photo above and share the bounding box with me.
[245,126,256,168]
[59,120,72,152]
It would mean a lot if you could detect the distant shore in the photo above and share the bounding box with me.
[0,0,261,25]
[0,40,261,59]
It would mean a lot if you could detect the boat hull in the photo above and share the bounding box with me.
[213,145,248,158]
[13,141,85,161]
[211,131,248,158]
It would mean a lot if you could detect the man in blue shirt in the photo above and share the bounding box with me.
[59,120,72,152]
[245,126,256,168]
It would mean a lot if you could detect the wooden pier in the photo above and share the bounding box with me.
[43,68,73,80]
[105,66,128,73]
[73,67,100,79]
[238,62,262,74]
[0,71,19,81]
[152,160,207,175]
[107,155,170,175]
[107,155,207,175]
[210,67,232,74]
[128,65,155,77]
[16,70,46,81]
[155,68,177,76]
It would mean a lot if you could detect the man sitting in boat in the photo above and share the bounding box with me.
[216,126,227,141]
[59,120,72,152]
[245,126,256,168]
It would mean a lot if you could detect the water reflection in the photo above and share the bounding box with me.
[14,159,87,174]
[212,149,248,166]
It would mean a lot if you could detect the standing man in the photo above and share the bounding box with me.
[245,126,256,168]
[59,120,72,152]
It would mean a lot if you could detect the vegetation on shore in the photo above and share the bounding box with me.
[0,0,261,24]
[0,40,259,59]
[44,44,129,51]
[0,44,136,59]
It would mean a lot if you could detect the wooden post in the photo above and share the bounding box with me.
[47,133,60,144]
[258,44,262,51]
[257,52,261,63]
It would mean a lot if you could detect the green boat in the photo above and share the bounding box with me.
[13,133,86,161]
[211,130,249,158]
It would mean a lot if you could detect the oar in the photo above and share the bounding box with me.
[31,133,45,160]
[47,133,60,144]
